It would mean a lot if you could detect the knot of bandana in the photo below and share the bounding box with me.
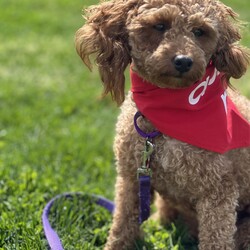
[131,64,250,153]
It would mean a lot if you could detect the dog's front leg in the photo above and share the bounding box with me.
[104,175,140,250]
[196,184,238,250]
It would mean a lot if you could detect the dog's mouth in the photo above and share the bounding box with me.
[132,58,207,89]
[160,71,187,79]
[154,55,208,88]
[158,62,207,89]
[157,72,199,89]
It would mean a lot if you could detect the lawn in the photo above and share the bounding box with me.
[0,0,249,249]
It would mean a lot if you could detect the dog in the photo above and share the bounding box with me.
[75,0,250,249]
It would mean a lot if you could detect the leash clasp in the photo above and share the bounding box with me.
[137,167,152,178]
[134,112,160,223]
[137,139,154,179]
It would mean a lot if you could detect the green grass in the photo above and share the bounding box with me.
[0,0,249,249]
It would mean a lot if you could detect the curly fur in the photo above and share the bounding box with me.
[76,0,250,249]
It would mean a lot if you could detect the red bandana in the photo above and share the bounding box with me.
[131,64,250,153]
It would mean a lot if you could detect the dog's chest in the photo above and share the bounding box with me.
[149,137,210,202]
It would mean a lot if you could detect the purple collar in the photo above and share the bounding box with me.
[134,111,161,139]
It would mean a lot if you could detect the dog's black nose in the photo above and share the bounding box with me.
[173,55,193,73]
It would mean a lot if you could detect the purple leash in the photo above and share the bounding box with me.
[42,193,115,250]
[42,111,159,249]
[134,111,161,224]
[138,175,151,224]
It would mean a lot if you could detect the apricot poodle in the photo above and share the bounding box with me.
[75,0,250,249]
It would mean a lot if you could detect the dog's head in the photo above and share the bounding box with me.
[75,0,249,105]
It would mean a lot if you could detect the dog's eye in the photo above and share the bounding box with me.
[192,28,205,37]
[153,24,167,32]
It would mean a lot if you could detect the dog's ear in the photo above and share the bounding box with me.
[75,0,139,105]
[212,5,249,80]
